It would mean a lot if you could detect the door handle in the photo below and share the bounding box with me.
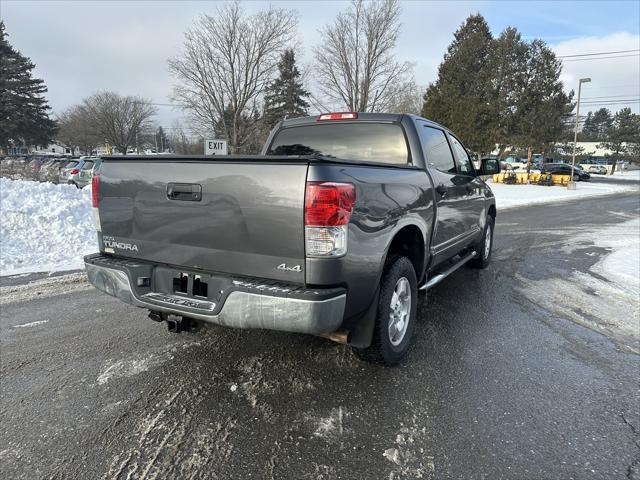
[435,184,448,197]
[167,183,202,201]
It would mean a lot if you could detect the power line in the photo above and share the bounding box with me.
[563,53,640,62]
[582,94,640,99]
[578,101,640,106]
[557,49,640,58]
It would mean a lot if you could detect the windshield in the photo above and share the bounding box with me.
[267,123,409,165]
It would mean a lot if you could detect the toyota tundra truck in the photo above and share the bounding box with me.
[85,112,500,365]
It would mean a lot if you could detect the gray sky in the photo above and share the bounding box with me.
[2,0,639,130]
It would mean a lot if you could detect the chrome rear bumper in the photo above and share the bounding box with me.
[85,259,345,335]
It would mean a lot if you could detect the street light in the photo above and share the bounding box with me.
[569,77,591,190]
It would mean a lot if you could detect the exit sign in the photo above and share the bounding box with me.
[205,139,228,156]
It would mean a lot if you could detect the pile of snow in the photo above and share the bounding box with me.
[587,217,640,298]
[489,179,637,210]
[0,178,98,276]
[608,169,640,181]
[516,216,640,351]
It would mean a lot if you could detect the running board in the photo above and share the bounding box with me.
[420,251,477,291]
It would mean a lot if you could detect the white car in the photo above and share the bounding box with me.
[587,165,607,175]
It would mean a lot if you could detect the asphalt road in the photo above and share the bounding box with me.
[1,193,639,480]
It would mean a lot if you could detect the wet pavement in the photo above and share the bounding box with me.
[1,193,639,480]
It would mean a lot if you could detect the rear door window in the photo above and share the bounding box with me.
[417,124,456,174]
[267,123,409,165]
[81,161,94,170]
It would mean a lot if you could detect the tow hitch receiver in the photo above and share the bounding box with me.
[148,311,200,333]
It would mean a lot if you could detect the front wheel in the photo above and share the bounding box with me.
[469,215,494,269]
[353,256,417,366]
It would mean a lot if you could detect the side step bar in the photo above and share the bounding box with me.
[420,250,477,291]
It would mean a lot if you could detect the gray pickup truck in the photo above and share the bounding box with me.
[85,112,500,365]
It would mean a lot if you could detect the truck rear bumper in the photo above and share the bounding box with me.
[84,254,345,335]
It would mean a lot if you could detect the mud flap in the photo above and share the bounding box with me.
[347,287,381,348]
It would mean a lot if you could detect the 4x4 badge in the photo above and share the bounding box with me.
[277,263,302,272]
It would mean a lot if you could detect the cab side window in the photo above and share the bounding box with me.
[418,124,456,175]
[449,135,474,176]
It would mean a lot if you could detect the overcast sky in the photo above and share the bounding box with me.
[2,0,639,130]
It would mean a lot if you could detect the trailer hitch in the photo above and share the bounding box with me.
[148,311,200,333]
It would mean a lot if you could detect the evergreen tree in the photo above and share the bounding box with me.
[263,49,310,130]
[581,111,595,140]
[421,14,495,154]
[490,29,573,155]
[155,126,168,152]
[0,22,56,150]
[515,38,573,152]
[582,108,612,141]
[600,108,640,174]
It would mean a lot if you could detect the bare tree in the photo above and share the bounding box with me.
[56,105,99,155]
[80,92,156,155]
[386,77,423,114]
[168,120,204,155]
[168,2,297,153]
[314,0,411,112]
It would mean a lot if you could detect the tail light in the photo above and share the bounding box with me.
[91,175,101,232]
[317,112,358,121]
[69,168,79,174]
[304,182,355,257]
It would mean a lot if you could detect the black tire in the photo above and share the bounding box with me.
[353,256,418,366]
[573,174,580,182]
[469,215,495,269]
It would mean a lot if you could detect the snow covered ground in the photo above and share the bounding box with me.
[0,178,98,276]
[607,169,640,181]
[516,215,640,352]
[489,178,638,210]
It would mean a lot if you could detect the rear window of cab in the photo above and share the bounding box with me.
[267,123,409,165]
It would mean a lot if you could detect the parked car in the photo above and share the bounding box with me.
[541,163,590,181]
[5,156,29,179]
[75,158,98,187]
[58,160,80,184]
[586,165,607,175]
[85,112,501,366]
[26,157,47,179]
[39,158,71,183]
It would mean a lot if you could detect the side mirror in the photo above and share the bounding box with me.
[480,158,501,176]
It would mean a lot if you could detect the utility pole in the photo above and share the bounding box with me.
[569,77,591,190]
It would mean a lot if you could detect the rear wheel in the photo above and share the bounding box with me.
[469,215,494,269]
[353,256,417,366]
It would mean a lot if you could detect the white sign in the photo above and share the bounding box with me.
[205,139,228,156]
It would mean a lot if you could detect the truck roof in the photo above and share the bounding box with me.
[280,112,450,132]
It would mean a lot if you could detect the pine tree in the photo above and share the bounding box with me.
[421,15,495,154]
[581,111,596,140]
[587,108,613,141]
[515,38,573,152]
[0,22,56,151]
[490,28,572,155]
[263,49,310,130]
[600,108,640,174]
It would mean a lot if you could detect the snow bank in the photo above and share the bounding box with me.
[0,178,98,276]
[608,169,640,181]
[489,180,637,210]
[585,217,640,298]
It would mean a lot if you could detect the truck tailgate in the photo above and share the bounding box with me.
[98,159,308,284]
